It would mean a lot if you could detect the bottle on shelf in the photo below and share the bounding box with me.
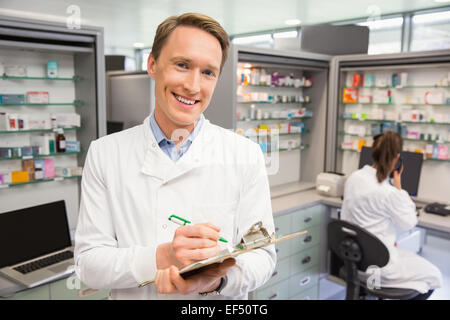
[56,129,66,153]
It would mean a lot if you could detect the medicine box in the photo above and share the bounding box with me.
[27,92,49,104]
[0,172,12,184]
[0,148,11,158]
[11,170,29,184]
[343,88,358,103]
[52,113,81,127]
[55,167,71,177]
[4,65,27,77]
[65,141,80,152]
[23,159,35,181]
[43,158,55,178]
[34,159,45,180]
[0,94,26,105]
[47,61,58,78]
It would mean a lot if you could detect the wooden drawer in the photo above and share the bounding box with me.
[290,285,319,300]
[50,276,109,300]
[259,257,290,290]
[288,266,320,298]
[254,278,289,300]
[291,205,323,232]
[4,284,50,300]
[290,225,321,255]
[290,245,320,276]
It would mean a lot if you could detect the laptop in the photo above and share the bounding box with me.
[0,200,74,288]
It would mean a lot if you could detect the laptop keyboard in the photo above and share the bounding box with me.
[13,250,73,275]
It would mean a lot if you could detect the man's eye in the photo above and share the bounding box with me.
[204,70,215,77]
[177,63,187,69]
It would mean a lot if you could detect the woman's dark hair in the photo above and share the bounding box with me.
[372,131,403,183]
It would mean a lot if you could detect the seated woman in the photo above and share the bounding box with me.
[341,131,442,299]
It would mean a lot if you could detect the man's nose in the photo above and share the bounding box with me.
[184,70,201,94]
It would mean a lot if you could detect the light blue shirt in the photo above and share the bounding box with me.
[149,112,204,162]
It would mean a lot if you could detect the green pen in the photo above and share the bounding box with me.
[168,214,228,243]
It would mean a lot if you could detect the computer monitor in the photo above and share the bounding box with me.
[358,146,423,197]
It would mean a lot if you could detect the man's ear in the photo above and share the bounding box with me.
[147,53,156,78]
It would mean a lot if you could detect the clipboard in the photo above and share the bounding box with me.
[138,221,307,288]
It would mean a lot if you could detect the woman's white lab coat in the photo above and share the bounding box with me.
[74,116,276,300]
[341,165,442,294]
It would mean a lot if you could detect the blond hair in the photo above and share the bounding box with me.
[151,13,230,73]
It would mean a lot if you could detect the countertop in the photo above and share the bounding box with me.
[2,182,448,298]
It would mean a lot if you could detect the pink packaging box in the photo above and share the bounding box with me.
[438,145,449,160]
[43,158,55,178]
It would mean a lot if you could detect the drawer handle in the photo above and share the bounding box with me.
[304,217,312,223]
[271,271,278,278]
[302,256,311,264]
[275,248,279,253]
[268,293,278,300]
[303,235,312,243]
[300,276,311,286]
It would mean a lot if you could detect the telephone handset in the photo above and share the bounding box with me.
[390,157,403,179]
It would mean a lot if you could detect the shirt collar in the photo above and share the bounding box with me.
[149,112,204,145]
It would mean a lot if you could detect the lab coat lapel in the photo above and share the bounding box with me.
[140,116,214,183]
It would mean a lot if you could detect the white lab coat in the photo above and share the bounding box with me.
[341,165,442,294]
[74,116,276,300]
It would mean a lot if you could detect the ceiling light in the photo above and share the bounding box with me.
[285,19,301,26]
[232,34,273,45]
[273,31,298,38]
[434,0,450,3]
[413,11,450,24]
[357,17,403,30]
[133,42,145,48]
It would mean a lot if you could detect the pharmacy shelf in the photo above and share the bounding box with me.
[0,101,83,107]
[1,75,81,81]
[0,151,81,161]
[279,131,310,136]
[262,144,309,154]
[343,102,393,105]
[238,101,311,105]
[239,84,312,89]
[238,116,312,122]
[0,175,82,189]
[344,86,450,90]
[338,147,450,162]
[0,127,80,134]
[339,131,449,143]
[343,102,450,107]
[340,117,450,126]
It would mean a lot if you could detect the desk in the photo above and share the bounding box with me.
[250,182,450,300]
[270,182,450,234]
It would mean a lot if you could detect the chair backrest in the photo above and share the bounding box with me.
[328,219,389,271]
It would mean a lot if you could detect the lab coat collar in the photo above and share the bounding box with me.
[140,115,214,183]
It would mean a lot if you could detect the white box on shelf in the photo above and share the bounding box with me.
[52,113,81,128]
[27,91,49,104]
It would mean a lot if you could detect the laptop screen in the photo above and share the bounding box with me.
[0,200,72,268]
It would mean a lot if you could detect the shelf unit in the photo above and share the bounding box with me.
[0,15,106,233]
[207,45,330,188]
[327,50,450,203]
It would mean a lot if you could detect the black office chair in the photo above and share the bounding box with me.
[328,219,421,300]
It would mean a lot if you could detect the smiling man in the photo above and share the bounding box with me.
[74,13,276,300]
